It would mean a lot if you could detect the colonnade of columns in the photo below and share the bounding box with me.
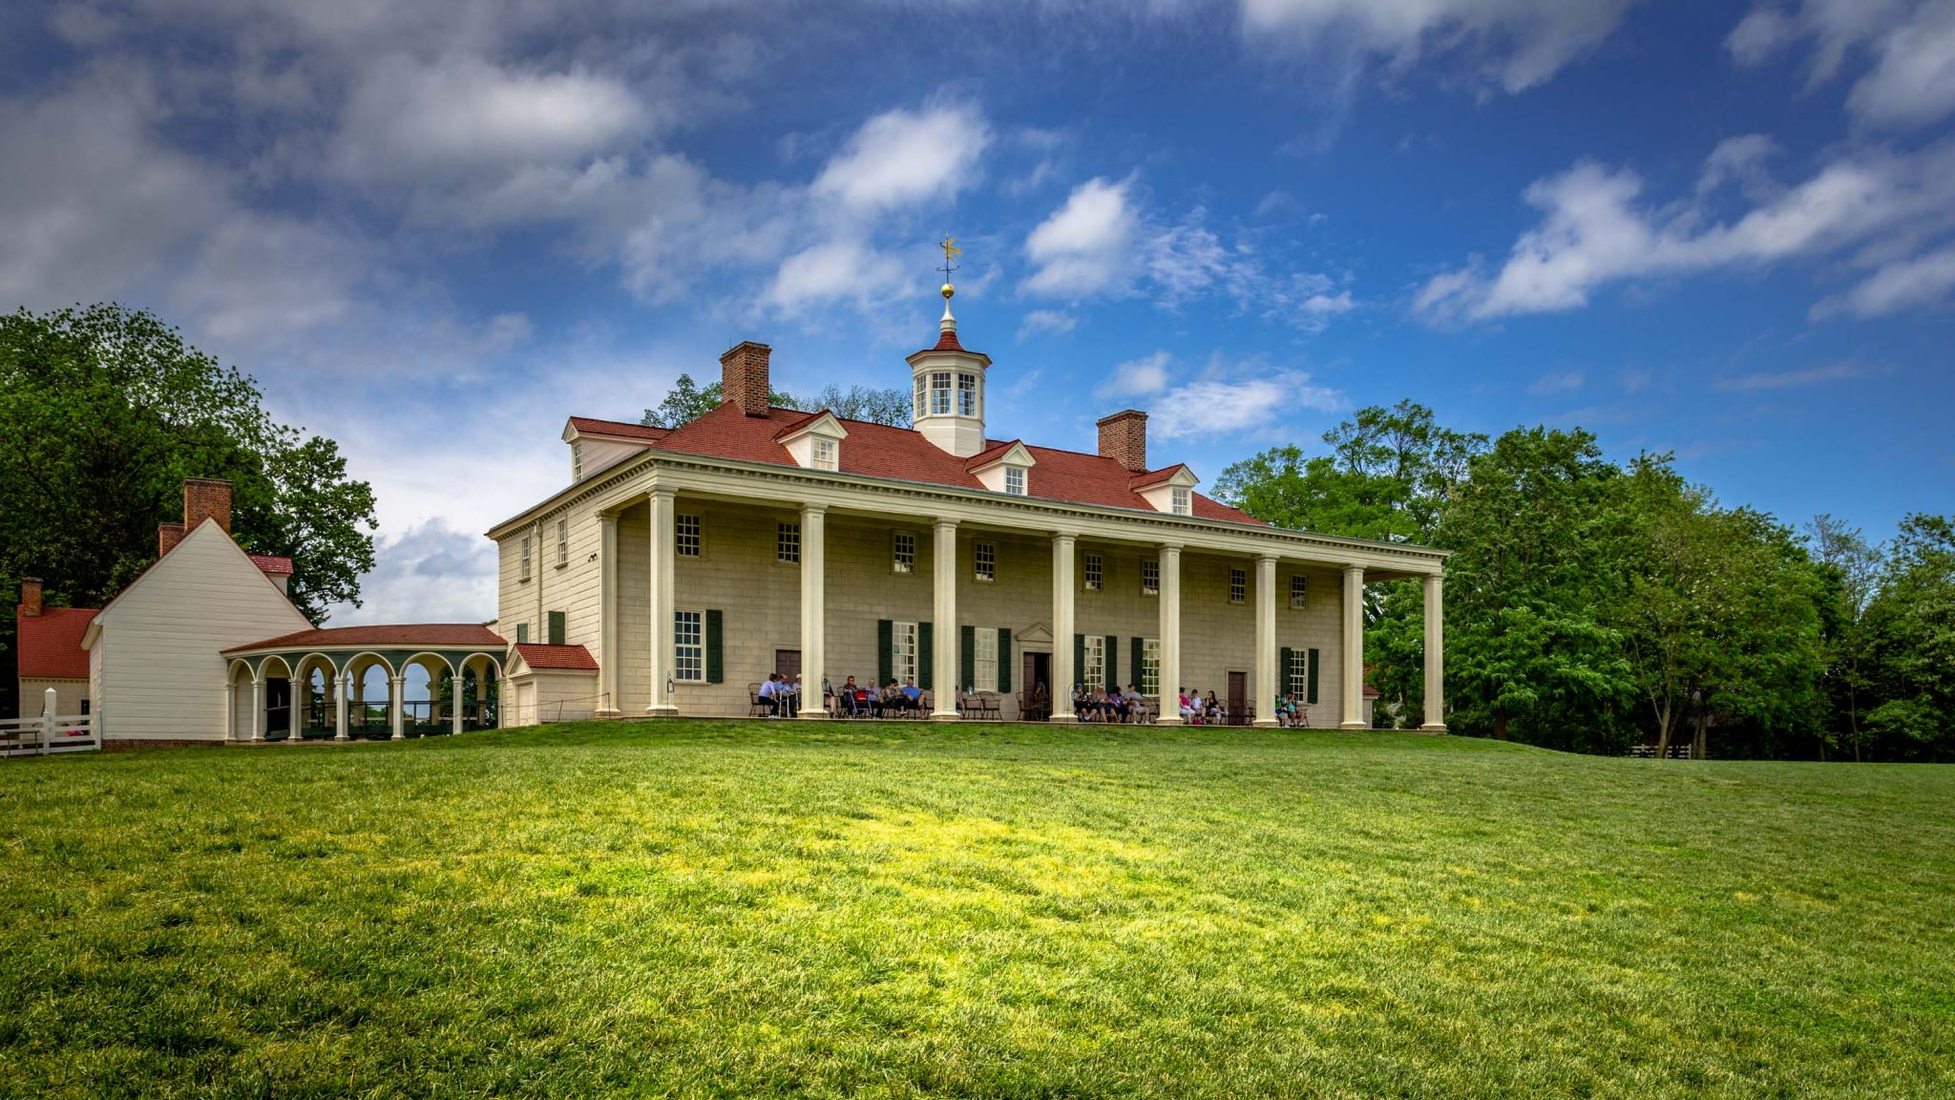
[628,494,1446,729]
[232,658,499,742]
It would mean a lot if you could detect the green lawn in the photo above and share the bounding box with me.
[1,723,1951,1098]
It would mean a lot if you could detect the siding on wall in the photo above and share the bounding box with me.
[17,678,87,718]
[91,522,312,741]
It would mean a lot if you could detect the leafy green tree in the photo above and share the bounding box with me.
[642,375,910,429]
[1806,515,1883,760]
[1861,514,1955,760]
[642,374,806,428]
[0,304,379,714]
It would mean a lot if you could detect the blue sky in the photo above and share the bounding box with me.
[3,1,1951,623]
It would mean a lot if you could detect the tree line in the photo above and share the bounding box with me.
[1215,401,1955,761]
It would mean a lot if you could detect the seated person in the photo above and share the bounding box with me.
[839,676,867,716]
[900,677,923,714]
[1204,691,1222,723]
[1106,686,1126,722]
[1125,685,1149,723]
[758,673,781,716]
[878,679,906,716]
[1179,689,1197,724]
[782,674,802,718]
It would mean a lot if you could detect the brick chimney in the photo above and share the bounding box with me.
[184,477,233,534]
[720,341,773,418]
[19,577,42,618]
[1097,410,1149,473]
[158,523,186,556]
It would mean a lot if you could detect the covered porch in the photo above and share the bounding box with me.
[220,625,506,743]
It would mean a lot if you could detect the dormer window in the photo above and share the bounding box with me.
[1172,487,1191,515]
[1004,466,1026,496]
[958,373,977,416]
[776,411,849,472]
[813,439,838,470]
[930,372,952,415]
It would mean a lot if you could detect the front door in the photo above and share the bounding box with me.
[1227,671,1247,725]
[775,649,801,682]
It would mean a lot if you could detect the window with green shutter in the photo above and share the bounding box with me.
[705,610,723,684]
[918,621,933,690]
[516,622,529,644]
[877,620,893,686]
[547,610,565,646]
[1105,635,1118,687]
[1130,637,1143,691]
[961,625,976,691]
[1307,648,1321,704]
[997,628,1013,692]
[1280,646,1296,696]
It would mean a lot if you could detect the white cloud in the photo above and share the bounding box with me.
[811,103,990,210]
[1024,177,1141,297]
[762,238,906,312]
[1714,361,1878,390]
[1149,367,1344,440]
[1017,308,1077,339]
[328,519,498,625]
[1528,369,1586,395]
[1728,1,1955,129]
[1240,0,1644,93]
[1416,140,1955,322]
[1096,351,1173,400]
[168,212,368,344]
[1816,244,1955,317]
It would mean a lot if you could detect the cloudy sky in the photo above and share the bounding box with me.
[5,0,1952,624]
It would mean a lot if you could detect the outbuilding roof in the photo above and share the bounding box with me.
[641,403,1261,524]
[16,608,96,680]
[224,623,506,654]
[513,643,599,671]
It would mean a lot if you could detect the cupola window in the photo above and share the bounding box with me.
[957,373,977,416]
[930,372,952,416]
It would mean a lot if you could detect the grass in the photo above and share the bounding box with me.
[1,722,1951,1098]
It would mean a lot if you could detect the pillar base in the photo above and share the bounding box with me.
[1252,718,1280,728]
[929,710,961,722]
[1338,721,1367,730]
[1418,723,1449,733]
[644,705,680,718]
[334,733,348,742]
[390,732,405,741]
[594,707,622,719]
[796,710,832,721]
[1049,712,1078,724]
[1156,715,1183,727]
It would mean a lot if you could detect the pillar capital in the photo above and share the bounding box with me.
[1256,552,1279,566]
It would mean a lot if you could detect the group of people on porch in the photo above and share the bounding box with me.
[763,667,1311,726]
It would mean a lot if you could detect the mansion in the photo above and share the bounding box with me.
[486,288,1449,728]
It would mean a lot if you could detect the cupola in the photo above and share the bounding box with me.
[907,238,992,458]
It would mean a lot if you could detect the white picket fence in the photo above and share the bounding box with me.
[1,688,100,758]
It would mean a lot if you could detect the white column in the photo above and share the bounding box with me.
[931,519,960,719]
[250,675,264,742]
[1340,564,1366,729]
[647,488,678,716]
[450,671,465,736]
[335,670,350,741]
[1157,545,1183,726]
[597,512,620,716]
[225,676,236,742]
[389,674,405,740]
[1253,554,1279,727]
[1421,574,1447,732]
[799,505,829,721]
[1051,534,1077,722]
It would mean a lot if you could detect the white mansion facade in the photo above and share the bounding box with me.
[487,293,1448,728]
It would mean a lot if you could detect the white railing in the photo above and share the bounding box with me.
[1,688,100,758]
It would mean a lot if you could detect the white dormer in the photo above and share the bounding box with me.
[775,411,850,471]
[968,440,1036,496]
[1133,465,1200,515]
[562,417,666,483]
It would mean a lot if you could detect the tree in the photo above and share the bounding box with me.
[0,305,379,713]
[1806,515,1883,760]
[1861,514,1955,760]
[641,375,910,429]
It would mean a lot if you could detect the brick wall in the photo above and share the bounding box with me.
[1096,410,1149,472]
[720,341,772,417]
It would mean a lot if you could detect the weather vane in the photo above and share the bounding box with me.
[939,235,960,289]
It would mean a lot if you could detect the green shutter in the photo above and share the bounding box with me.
[1131,637,1143,691]
[1307,648,1320,705]
[705,610,723,684]
[1280,647,1294,697]
[997,628,1012,692]
[918,621,933,690]
[961,625,976,691]
[1105,635,1118,687]
[1073,633,1085,692]
[547,610,565,646]
[877,620,892,686]
[516,622,529,644]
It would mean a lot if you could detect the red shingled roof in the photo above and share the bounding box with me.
[224,623,505,654]
[643,403,1261,524]
[569,416,670,442]
[249,554,294,576]
[932,328,966,351]
[16,608,96,680]
[514,643,598,671]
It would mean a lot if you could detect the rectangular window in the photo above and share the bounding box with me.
[1287,651,1309,697]
[891,621,919,683]
[1083,635,1105,692]
[674,610,704,682]
[777,522,800,564]
[1004,466,1025,495]
[914,374,927,421]
[572,442,584,481]
[1291,575,1308,610]
[892,532,916,574]
[1084,552,1103,592]
[520,536,532,581]
[1171,486,1191,515]
[813,438,838,471]
[557,518,569,567]
[516,622,530,644]
[975,541,996,582]
[676,514,701,557]
[1141,638,1161,697]
[1229,567,1246,604]
[930,372,952,416]
[974,629,998,692]
[1141,558,1159,597]
[957,372,977,416]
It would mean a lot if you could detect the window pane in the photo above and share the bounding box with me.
[1141,558,1159,596]
[893,622,918,683]
[957,373,977,416]
[1084,553,1103,591]
[1229,568,1245,604]
[893,532,915,573]
[974,630,998,692]
[676,514,701,557]
[674,611,704,682]
[1083,636,1105,691]
[1141,638,1161,696]
[975,542,995,581]
[930,372,951,416]
[1005,466,1024,495]
[778,522,800,564]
